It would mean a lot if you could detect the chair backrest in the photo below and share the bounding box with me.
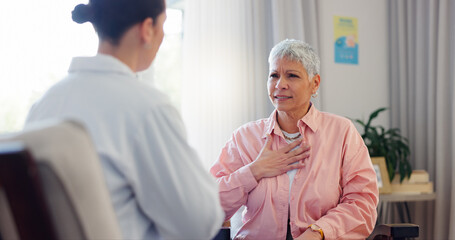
[0,120,122,240]
[368,223,419,240]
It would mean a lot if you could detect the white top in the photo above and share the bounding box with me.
[282,130,302,203]
[25,54,224,240]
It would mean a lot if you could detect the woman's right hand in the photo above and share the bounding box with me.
[249,135,311,181]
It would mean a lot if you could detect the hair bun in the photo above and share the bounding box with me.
[72,4,94,24]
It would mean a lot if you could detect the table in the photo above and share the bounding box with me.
[377,192,436,224]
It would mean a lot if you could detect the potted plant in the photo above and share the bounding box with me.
[353,107,412,183]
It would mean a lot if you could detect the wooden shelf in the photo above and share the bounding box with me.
[379,192,436,202]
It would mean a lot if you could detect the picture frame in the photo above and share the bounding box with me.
[371,157,391,194]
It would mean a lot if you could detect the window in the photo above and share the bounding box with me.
[0,1,183,133]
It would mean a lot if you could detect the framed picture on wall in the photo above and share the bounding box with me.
[371,157,392,194]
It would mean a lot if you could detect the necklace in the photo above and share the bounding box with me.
[282,132,301,141]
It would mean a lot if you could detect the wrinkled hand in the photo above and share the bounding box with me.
[295,229,322,240]
[249,135,311,181]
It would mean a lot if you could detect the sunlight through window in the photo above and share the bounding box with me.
[0,1,183,133]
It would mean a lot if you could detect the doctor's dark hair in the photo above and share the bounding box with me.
[72,0,165,45]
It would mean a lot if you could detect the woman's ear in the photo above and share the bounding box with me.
[312,74,321,91]
[140,17,154,47]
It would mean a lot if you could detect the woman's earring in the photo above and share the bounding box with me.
[312,91,318,98]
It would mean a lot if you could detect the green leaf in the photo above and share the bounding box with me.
[355,119,366,127]
[365,107,387,130]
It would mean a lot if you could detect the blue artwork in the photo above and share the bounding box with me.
[334,36,358,64]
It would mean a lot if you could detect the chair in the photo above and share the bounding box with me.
[0,119,122,240]
[212,227,231,240]
[368,223,419,240]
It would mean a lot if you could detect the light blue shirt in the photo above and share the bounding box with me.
[26,54,224,240]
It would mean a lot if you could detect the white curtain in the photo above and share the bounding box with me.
[388,0,455,239]
[182,0,319,169]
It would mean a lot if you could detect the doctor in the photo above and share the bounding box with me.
[25,0,224,239]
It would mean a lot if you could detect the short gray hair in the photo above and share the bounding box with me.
[268,39,320,78]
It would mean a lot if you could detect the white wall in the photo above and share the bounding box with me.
[318,0,389,129]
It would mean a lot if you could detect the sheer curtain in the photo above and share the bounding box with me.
[388,0,455,238]
[182,0,319,169]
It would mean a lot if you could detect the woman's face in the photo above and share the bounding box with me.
[138,11,167,71]
[149,11,166,62]
[267,57,320,118]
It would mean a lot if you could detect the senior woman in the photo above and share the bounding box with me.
[210,39,379,240]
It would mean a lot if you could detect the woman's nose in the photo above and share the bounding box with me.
[276,77,288,89]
